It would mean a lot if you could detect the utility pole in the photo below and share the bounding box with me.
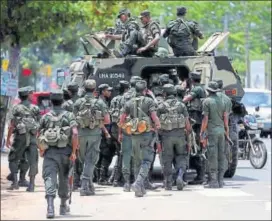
[223,13,229,56]
[245,23,250,88]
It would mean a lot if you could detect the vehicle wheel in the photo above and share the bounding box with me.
[249,141,267,169]
[224,142,238,178]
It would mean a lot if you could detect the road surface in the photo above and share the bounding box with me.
[1,138,271,220]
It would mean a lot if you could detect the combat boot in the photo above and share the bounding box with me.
[89,181,95,195]
[188,168,205,185]
[46,196,55,219]
[7,174,19,190]
[99,166,109,185]
[176,169,185,191]
[123,174,131,192]
[204,173,219,189]
[59,198,70,215]
[131,182,144,197]
[6,173,13,181]
[80,179,93,196]
[165,175,172,191]
[26,176,35,192]
[18,171,29,187]
[144,177,158,190]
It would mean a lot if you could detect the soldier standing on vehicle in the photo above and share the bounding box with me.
[118,80,161,197]
[183,72,206,185]
[200,81,229,188]
[74,80,111,196]
[137,10,161,57]
[95,84,114,185]
[163,7,204,56]
[38,90,78,218]
[105,9,140,57]
[157,84,191,190]
[6,86,40,192]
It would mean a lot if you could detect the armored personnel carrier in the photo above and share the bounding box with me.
[60,31,245,178]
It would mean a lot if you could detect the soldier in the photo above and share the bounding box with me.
[118,80,161,197]
[62,84,82,191]
[96,84,114,185]
[183,72,206,185]
[105,9,140,57]
[215,79,235,180]
[74,80,111,196]
[6,86,40,192]
[157,84,191,190]
[38,90,78,218]
[200,81,229,188]
[163,7,204,56]
[175,85,186,102]
[137,10,161,57]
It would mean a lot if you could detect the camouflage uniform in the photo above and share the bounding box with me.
[138,10,161,57]
[175,85,186,102]
[163,7,203,56]
[202,82,226,188]
[39,90,77,218]
[8,86,40,191]
[122,80,158,197]
[157,84,189,191]
[115,9,141,57]
[95,84,115,185]
[74,80,107,196]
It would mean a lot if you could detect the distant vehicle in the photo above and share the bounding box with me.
[241,88,271,138]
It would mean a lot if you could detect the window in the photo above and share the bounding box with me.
[241,92,271,108]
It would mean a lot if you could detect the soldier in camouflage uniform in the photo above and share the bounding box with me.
[105,9,141,57]
[95,84,114,185]
[6,86,40,192]
[74,80,111,196]
[183,72,207,185]
[157,84,191,191]
[163,7,204,56]
[119,80,161,197]
[200,81,229,188]
[38,90,78,218]
[175,85,186,102]
[137,10,161,57]
[215,79,236,178]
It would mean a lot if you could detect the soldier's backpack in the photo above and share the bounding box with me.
[15,104,38,135]
[110,95,122,123]
[159,99,186,131]
[76,97,103,129]
[39,111,71,149]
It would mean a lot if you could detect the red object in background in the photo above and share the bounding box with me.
[22,68,32,77]
[50,81,59,89]
[31,92,51,115]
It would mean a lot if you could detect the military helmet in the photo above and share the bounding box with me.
[213,78,223,89]
[206,81,220,93]
[18,86,31,97]
[159,74,170,85]
[189,72,201,80]
[98,83,113,91]
[119,80,130,89]
[162,83,176,95]
[50,89,64,101]
[117,8,130,18]
[139,10,151,18]
[152,86,163,96]
[130,76,142,87]
[135,80,147,92]
[84,79,96,90]
[177,6,187,16]
[67,81,79,92]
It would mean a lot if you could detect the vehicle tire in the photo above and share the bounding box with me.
[249,141,267,169]
[224,142,238,178]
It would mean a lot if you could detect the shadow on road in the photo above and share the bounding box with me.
[231,175,259,182]
[55,214,92,219]
[92,192,121,196]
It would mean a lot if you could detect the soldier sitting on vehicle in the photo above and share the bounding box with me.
[137,10,161,57]
[163,7,204,56]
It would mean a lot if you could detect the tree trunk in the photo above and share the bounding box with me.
[0,44,20,149]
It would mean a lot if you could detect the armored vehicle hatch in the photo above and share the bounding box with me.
[63,31,244,101]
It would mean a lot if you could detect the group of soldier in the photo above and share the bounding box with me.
[5,67,236,218]
[105,6,204,58]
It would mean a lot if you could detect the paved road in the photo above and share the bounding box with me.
[1,139,271,220]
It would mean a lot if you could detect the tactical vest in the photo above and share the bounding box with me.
[140,21,160,51]
[188,86,206,112]
[159,99,186,131]
[15,104,38,135]
[123,97,151,135]
[110,95,122,123]
[38,111,71,150]
[122,18,140,42]
[76,97,103,129]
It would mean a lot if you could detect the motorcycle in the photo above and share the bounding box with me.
[238,114,267,169]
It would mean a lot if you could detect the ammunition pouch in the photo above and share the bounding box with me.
[77,110,103,129]
[159,113,186,131]
[128,117,151,135]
